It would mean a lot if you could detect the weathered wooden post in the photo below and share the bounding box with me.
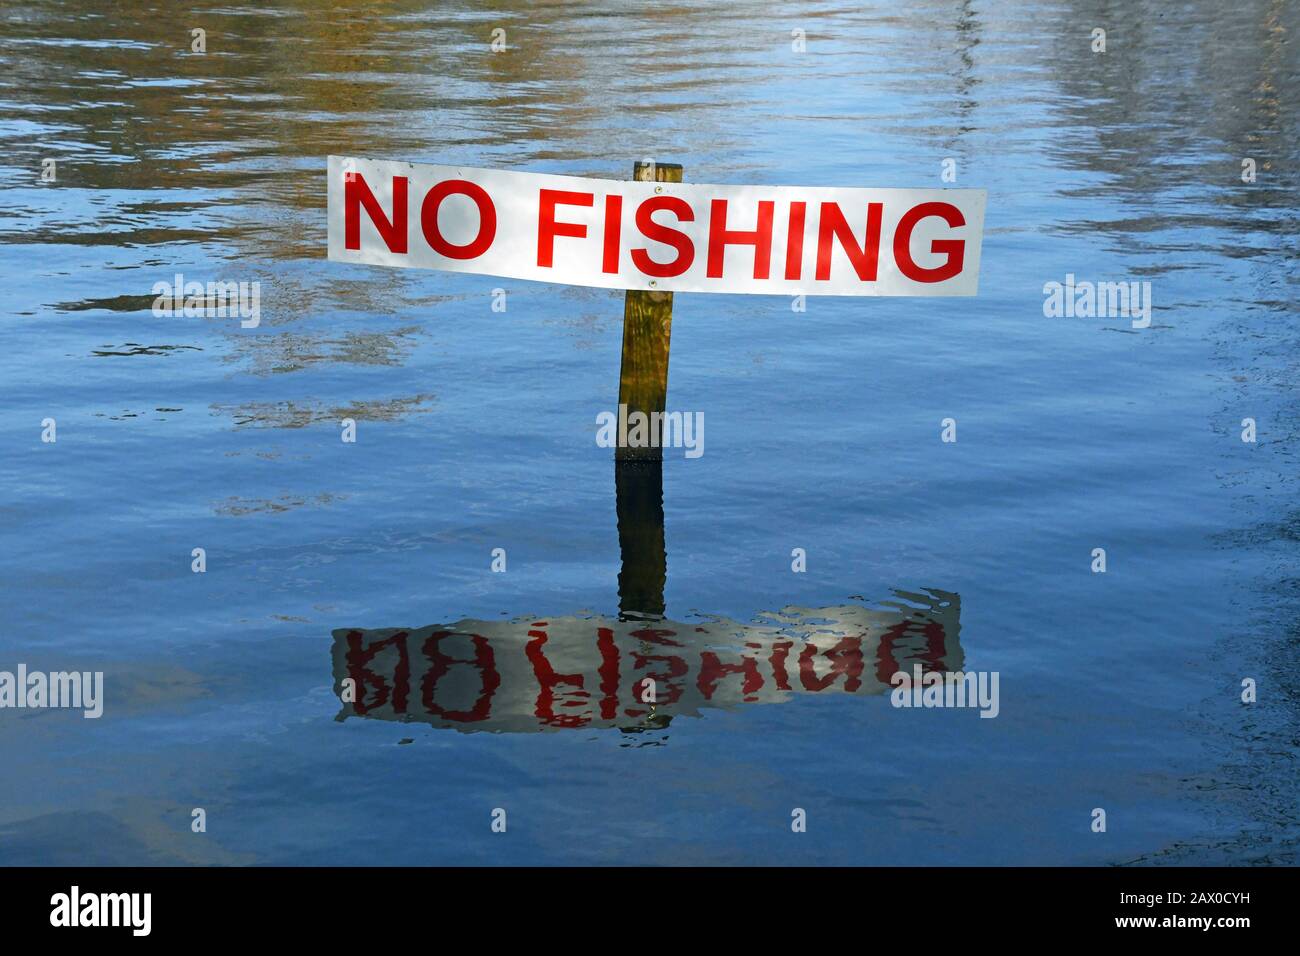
[616,160,683,461]
[613,160,679,620]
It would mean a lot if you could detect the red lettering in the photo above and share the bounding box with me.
[784,201,806,280]
[526,627,590,728]
[629,652,687,707]
[601,195,622,274]
[596,626,620,720]
[420,631,500,723]
[798,637,864,692]
[631,196,695,277]
[345,173,408,254]
[697,652,764,701]
[537,188,593,268]
[707,199,775,279]
[875,618,949,684]
[420,180,497,260]
[345,630,410,715]
[770,640,794,691]
[815,202,881,281]
[893,201,965,282]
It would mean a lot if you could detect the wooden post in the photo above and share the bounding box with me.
[613,160,680,621]
[616,160,683,461]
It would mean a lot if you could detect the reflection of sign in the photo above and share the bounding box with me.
[327,156,986,296]
[331,590,960,733]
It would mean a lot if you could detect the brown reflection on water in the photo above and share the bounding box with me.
[1046,0,1298,243]
[220,326,423,375]
[211,394,435,428]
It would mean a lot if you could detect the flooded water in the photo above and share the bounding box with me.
[0,0,1296,865]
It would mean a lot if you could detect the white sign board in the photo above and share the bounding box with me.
[328,156,986,296]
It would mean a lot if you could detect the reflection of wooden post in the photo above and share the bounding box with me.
[615,459,666,621]
[616,160,683,461]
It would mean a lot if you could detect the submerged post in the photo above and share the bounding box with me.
[616,160,683,461]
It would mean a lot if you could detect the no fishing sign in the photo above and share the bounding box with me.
[327,155,986,296]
